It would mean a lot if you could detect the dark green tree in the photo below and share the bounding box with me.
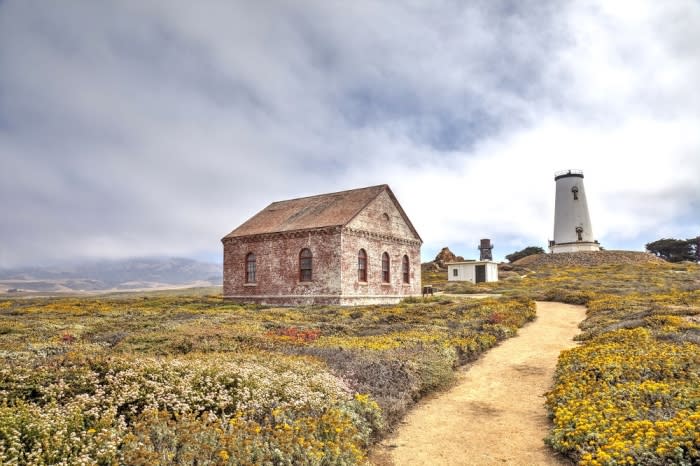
[506,246,545,263]
[688,236,700,262]
[645,238,697,262]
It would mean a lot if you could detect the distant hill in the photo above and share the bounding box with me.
[0,258,221,294]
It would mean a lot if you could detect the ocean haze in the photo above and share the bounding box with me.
[0,257,221,293]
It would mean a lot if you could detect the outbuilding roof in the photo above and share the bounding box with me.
[445,261,498,265]
[223,184,421,241]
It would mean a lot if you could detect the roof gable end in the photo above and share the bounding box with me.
[344,185,422,243]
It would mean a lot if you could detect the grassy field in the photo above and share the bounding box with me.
[434,259,700,465]
[0,292,534,465]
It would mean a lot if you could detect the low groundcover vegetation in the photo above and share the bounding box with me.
[459,261,700,466]
[0,294,534,465]
[4,259,698,465]
[545,286,700,466]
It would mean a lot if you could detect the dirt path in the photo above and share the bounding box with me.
[370,301,586,466]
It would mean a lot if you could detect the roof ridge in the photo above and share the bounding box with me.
[268,184,388,205]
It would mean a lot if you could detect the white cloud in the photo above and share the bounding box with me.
[0,0,698,266]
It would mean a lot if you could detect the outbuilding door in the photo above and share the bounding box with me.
[475,265,486,283]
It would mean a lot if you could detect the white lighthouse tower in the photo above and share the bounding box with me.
[550,169,601,253]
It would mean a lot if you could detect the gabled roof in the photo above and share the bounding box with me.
[223,184,422,242]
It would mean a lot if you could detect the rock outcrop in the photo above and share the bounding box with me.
[433,247,465,269]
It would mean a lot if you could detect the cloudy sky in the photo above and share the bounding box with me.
[1,0,699,267]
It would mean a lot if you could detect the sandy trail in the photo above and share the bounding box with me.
[370,301,586,466]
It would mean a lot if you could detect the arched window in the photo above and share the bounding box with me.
[245,253,256,283]
[402,255,410,283]
[299,248,312,282]
[382,252,390,283]
[358,249,367,282]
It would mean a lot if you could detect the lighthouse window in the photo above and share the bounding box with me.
[571,186,579,200]
[576,227,583,241]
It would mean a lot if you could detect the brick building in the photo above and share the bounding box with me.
[222,184,422,305]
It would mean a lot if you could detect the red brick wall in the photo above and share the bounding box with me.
[223,229,342,304]
[341,189,421,304]
[339,230,421,305]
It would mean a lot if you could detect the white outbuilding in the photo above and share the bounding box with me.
[446,261,499,283]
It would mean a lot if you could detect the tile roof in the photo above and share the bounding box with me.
[223,184,420,240]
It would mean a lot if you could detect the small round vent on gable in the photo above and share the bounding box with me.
[381,213,390,221]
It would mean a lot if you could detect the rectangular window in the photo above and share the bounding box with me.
[358,249,367,282]
[381,252,390,283]
[453,268,458,277]
[300,249,312,282]
[247,262,256,283]
[246,253,256,283]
